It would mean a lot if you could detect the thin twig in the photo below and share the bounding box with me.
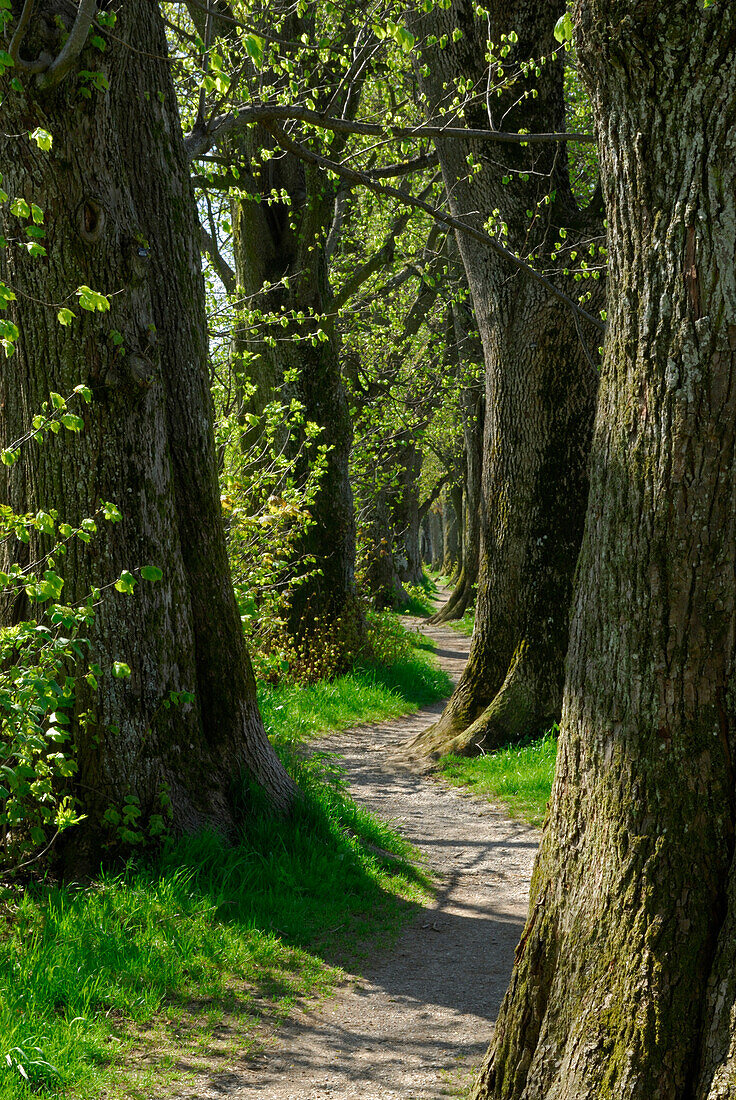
[263,122,605,337]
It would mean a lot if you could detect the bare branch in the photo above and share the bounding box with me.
[185,103,595,161]
[262,122,606,336]
[8,0,35,65]
[37,0,97,90]
[325,187,352,261]
[369,150,439,179]
[201,224,236,294]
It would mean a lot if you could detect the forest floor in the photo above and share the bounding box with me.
[190,595,539,1100]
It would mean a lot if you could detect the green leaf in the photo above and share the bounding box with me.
[393,25,415,51]
[112,661,132,679]
[244,33,265,64]
[102,501,122,522]
[30,127,53,151]
[76,285,110,312]
[73,383,92,403]
[114,570,137,594]
[61,413,84,431]
[9,197,30,219]
[140,565,163,583]
[553,12,573,42]
[57,308,75,327]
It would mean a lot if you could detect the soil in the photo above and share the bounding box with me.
[193,601,539,1099]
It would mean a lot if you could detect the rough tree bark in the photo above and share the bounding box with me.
[442,487,460,575]
[429,300,484,624]
[429,509,444,573]
[0,0,296,852]
[474,3,736,1097]
[360,480,408,610]
[407,0,601,755]
[392,437,425,588]
[230,155,360,641]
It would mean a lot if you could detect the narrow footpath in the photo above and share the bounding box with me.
[203,602,539,1099]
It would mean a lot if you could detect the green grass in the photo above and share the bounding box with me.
[0,616,446,1100]
[397,572,439,617]
[0,754,429,1100]
[259,648,452,743]
[439,730,558,827]
[450,607,475,636]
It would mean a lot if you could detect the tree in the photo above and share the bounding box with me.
[473,2,736,1096]
[407,0,602,757]
[182,0,368,648]
[428,290,484,624]
[0,0,296,861]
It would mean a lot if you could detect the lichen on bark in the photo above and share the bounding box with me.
[0,0,297,860]
[473,3,736,1096]
[406,0,601,760]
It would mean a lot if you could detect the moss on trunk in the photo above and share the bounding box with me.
[0,1,296,853]
[473,3,736,1096]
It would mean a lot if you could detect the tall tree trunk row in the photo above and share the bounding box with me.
[475,4,736,1096]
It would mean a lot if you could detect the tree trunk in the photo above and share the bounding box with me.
[231,159,360,643]
[420,513,433,566]
[474,4,736,1097]
[393,440,424,587]
[0,1,296,855]
[442,488,460,576]
[448,483,464,582]
[429,509,444,573]
[360,487,408,610]
[429,307,484,624]
[407,0,601,756]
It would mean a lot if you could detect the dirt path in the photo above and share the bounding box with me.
[201,604,538,1099]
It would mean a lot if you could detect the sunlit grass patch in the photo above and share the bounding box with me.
[0,752,429,1100]
[449,607,475,636]
[439,730,558,827]
[259,641,452,744]
[0,616,441,1100]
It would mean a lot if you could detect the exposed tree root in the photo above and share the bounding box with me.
[405,643,558,759]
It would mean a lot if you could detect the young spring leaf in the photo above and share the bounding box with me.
[140,565,163,583]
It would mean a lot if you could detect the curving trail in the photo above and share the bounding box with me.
[200,601,539,1099]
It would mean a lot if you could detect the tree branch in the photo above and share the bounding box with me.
[419,473,450,523]
[201,227,236,294]
[37,0,97,90]
[262,122,605,336]
[185,103,595,161]
[333,183,434,309]
[369,151,439,179]
[8,0,35,65]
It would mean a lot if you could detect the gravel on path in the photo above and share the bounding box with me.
[193,604,538,1100]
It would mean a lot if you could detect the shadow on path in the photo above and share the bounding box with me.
[191,591,539,1099]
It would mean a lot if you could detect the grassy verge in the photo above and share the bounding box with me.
[449,607,475,636]
[439,730,558,827]
[0,616,445,1100]
[260,644,452,743]
[397,571,439,617]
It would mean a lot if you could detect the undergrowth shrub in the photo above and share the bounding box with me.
[0,389,158,876]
